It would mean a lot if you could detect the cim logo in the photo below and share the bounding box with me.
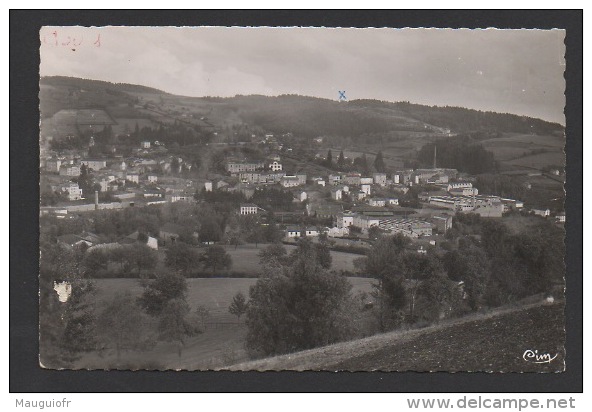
[523,349,558,364]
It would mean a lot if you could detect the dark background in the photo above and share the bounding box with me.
[10,9,583,393]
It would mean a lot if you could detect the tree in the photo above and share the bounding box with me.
[288,237,332,269]
[137,272,188,316]
[95,291,150,361]
[83,248,109,275]
[368,225,384,241]
[131,244,158,275]
[258,243,287,268]
[359,234,411,330]
[374,150,386,173]
[326,150,333,168]
[61,281,97,358]
[444,240,491,311]
[198,219,223,243]
[157,298,193,357]
[246,240,355,356]
[171,157,180,174]
[194,305,211,331]
[397,252,444,322]
[228,291,248,321]
[164,242,201,274]
[201,245,232,273]
[337,150,346,169]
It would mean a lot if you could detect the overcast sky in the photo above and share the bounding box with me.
[40,27,566,124]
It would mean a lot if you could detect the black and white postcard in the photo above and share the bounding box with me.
[38,26,566,372]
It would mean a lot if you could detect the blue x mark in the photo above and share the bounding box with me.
[338,90,347,101]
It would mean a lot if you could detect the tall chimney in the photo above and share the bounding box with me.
[94,191,99,210]
[433,145,437,169]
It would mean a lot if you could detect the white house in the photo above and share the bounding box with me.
[361,184,372,195]
[268,160,283,171]
[59,164,81,177]
[338,213,355,228]
[204,181,213,192]
[80,159,107,170]
[304,227,320,237]
[126,173,140,184]
[326,226,349,237]
[556,212,566,223]
[148,175,158,184]
[298,191,308,202]
[328,174,342,185]
[352,214,380,230]
[240,203,259,215]
[313,177,326,187]
[373,173,387,186]
[141,141,151,149]
[386,198,399,206]
[331,188,343,200]
[360,177,373,185]
[368,198,386,207]
[286,226,302,238]
[533,208,551,217]
[280,176,301,188]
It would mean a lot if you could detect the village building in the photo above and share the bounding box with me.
[367,198,386,207]
[378,218,434,237]
[373,173,388,186]
[159,222,185,245]
[45,158,62,173]
[126,173,140,184]
[59,164,81,177]
[304,227,320,237]
[240,203,259,215]
[57,234,93,248]
[533,208,551,217]
[328,174,342,185]
[225,160,265,173]
[313,177,326,187]
[331,187,343,201]
[344,173,362,186]
[80,158,108,171]
[280,175,301,188]
[431,214,453,233]
[268,160,283,171]
[307,203,343,219]
[123,231,159,250]
[286,226,302,238]
[58,182,83,201]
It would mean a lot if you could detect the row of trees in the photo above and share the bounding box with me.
[321,150,387,174]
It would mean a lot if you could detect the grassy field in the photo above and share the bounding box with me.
[228,302,565,372]
[481,133,565,169]
[117,243,361,278]
[79,276,376,370]
[224,244,360,274]
[502,152,565,170]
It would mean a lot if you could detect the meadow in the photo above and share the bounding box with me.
[78,276,376,370]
